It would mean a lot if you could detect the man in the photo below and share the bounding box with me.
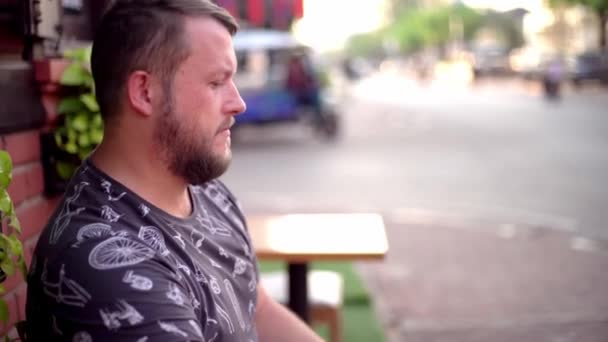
[285,53,323,125]
[25,1,323,341]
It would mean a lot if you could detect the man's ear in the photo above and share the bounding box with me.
[126,71,156,117]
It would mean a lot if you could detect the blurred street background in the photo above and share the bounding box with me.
[219,0,608,340]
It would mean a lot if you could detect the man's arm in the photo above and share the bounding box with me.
[255,284,324,342]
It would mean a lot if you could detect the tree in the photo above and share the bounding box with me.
[549,0,608,48]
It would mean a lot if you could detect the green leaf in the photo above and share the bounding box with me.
[57,97,85,115]
[0,284,4,295]
[90,129,104,144]
[56,161,77,180]
[0,151,12,189]
[72,113,88,132]
[8,215,20,234]
[54,128,66,147]
[1,259,15,277]
[80,94,100,112]
[65,142,78,154]
[7,235,22,256]
[78,133,90,147]
[0,299,8,323]
[60,63,88,86]
[0,190,11,214]
[92,114,102,127]
[18,257,27,279]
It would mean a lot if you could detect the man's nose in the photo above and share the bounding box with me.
[226,82,246,116]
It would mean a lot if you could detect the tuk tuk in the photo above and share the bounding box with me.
[232,29,339,139]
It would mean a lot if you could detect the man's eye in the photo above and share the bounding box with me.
[210,81,223,88]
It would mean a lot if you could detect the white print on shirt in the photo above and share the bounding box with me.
[209,275,221,294]
[193,264,208,284]
[72,331,92,342]
[211,216,234,237]
[232,258,248,277]
[196,212,232,237]
[166,283,185,305]
[224,279,246,331]
[41,262,91,307]
[190,228,205,250]
[173,233,186,250]
[158,321,188,337]
[100,180,127,202]
[248,300,255,318]
[52,315,63,335]
[99,300,144,331]
[138,226,170,256]
[248,277,257,293]
[208,332,219,342]
[216,304,235,334]
[241,242,251,258]
[122,270,153,291]
[219,247,230,258]
[176,262,191,276]
[136,337,148,342]
[89,236,155,270]
[203,183,233,213]
[189,320,203,338]
[189,289,201,310]
[76,222,113,243]
[139,204,150,217]
[100,205,122,223]
[49,182,88,244]
[209,257,222,269]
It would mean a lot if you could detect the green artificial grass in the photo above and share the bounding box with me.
[258,261,385,342]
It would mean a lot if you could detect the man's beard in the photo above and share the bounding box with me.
[154,95,231,185]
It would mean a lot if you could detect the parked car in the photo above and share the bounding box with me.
[571,50,608,87]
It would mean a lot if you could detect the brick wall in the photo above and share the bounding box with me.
[0,59,67,338]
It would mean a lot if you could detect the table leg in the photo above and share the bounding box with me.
[288,262,309,323]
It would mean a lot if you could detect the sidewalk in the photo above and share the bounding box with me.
[356,214,608,342]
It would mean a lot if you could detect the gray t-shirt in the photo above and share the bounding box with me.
[26,160,259,342]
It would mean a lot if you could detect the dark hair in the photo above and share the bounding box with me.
[91,0,238,120]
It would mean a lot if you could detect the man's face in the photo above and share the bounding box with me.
[154,17,245,185]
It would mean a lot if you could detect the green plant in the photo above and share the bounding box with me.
[54,46,103,180]
[0,151,27,332]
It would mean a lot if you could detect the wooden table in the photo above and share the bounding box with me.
[247,213,389,322]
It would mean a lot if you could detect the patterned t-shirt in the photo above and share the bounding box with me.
[26,159,259,342]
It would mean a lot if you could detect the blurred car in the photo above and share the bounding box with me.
[471,47,512,78]
[571,50,608,87]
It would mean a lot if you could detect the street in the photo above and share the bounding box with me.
[223,72,608,341]
[224,72,608,241]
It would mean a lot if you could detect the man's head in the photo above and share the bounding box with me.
[91,0,246,184]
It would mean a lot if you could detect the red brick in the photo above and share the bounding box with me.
[15,284,27,322]
[0,131,41,165]
[41,93,60,124]
[34,58,70,84]
[0,272,25,296]
[0,293,18,336]
[7,163,44,206]
[15,196,59,242]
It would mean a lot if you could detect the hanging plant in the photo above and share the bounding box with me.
[53,46,103,180]
[0,151,27,327]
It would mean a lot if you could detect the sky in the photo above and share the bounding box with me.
[292,0,388,52]
[292,0,549,53]
[461,0,545,11]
